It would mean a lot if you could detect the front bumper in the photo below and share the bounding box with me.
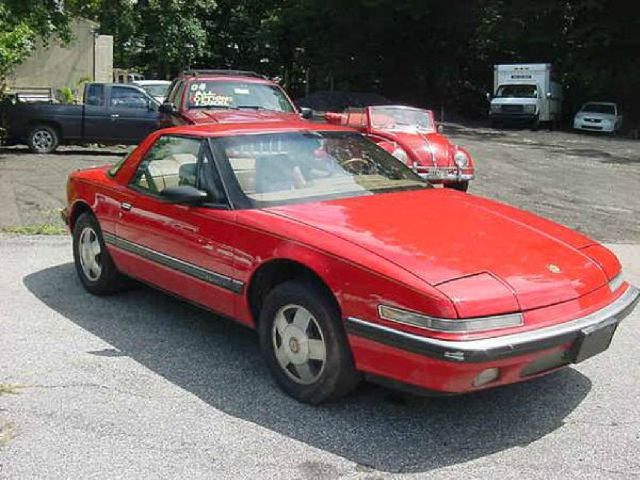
[573,120,614,133]
[416,167,474,183]
[489,112,537,122]
[347,284,639,393]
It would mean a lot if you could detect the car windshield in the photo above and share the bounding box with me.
[215,131,429,207]
[581,103,615,114]
[369,107,436,132]
[186,80,295,112]
[496,84,538,98]
[142,84,170,98]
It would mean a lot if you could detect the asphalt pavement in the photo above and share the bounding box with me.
[1,126,640,479]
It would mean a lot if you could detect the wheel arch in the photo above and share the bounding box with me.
[247,258,340,326]
[68,200,93,231]
[27,120,63,139]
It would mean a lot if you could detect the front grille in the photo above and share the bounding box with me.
[584,118,602,123]
[501,104,524,113]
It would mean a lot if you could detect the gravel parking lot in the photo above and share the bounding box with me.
[1,126,639,479]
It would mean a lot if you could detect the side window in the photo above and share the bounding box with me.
[165,80,180,104]
[110,86,149,109]
[85,84,105,106]
[131,136,203,194]
[173,81,187,109]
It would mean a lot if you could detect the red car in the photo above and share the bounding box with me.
[63,120,638,404]
[158,69,310,128]
[326,105,474,191]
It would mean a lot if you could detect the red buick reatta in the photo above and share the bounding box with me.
[63,120,639,403]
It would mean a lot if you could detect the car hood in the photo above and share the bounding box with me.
[267,189,607,310]
[373,130,455,166]
[576,112,616,121]
[183,109,301,124]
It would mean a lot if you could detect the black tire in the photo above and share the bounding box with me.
[27,124,59,153]
[445,181,469,192]
[258,280,361,404]
[530,116,540,131]
[72,212,126,295]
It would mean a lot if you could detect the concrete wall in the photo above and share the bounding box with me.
[7,19,113,92]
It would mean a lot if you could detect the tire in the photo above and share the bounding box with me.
[72,212,126,295]
[28,124,59,153]
[530,116,540,131]
[445,181,469,192]
[258,280,361,404]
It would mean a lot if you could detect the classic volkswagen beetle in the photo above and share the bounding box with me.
[63,119,638,403]
[325,105,474,191]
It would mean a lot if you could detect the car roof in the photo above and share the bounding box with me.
[583,101,617,106]
[180,75,275,85]
[134,80,171,85]
[157,121,355,138]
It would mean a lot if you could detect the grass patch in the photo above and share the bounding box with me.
[0,224,67,235]
[0,422,16,447]
[0,384,24,396]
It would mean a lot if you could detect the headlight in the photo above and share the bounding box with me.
[378,305,523,333]
[490,104,500,113]
[391,147,410,164]
[523,105,536,114]
[454,151,469,168]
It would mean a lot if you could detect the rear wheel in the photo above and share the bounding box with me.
[72,212,126,295]
[28,125,59,153]
[258,280,361,403]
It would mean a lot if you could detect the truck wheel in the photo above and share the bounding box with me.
[28,125,59,153]
[445,181,469,192]
[530,116,540,131]
[258,280,361,404]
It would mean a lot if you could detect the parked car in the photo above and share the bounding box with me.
[1,83,160,153]
[573,102,623,134]
[62,120,639,404]
[325,105,474,191]
[159,69,310,128]
[133,80,172,104]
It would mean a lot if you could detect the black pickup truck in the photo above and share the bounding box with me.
[0,83,160,153]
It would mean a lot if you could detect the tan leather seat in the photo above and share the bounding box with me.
[139,153,197,192]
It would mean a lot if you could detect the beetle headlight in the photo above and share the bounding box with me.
[454,151,469,168]
[378,305,523,333]
[391,147,410,164]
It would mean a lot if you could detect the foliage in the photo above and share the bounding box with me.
[2,0,640,121]
[1,224,67,235]
[57,87,75,104]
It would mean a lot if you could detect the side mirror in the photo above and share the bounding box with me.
[437,124,444,134]
[299,107,313,119]
[159,102,177,114]
[485,92,492,101]
[159,185,207,205]
[546,92,552,99]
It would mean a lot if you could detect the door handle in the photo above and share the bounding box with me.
[111,114,120,119]
[120,202,132,211]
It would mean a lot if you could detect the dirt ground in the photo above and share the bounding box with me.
[0,125,638,242]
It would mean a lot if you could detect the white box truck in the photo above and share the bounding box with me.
[488,63,562,128]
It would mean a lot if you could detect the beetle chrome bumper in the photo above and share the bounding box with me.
[415,168,474,182]
[346,284,639,364]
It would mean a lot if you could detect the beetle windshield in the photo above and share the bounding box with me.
[215,131,429,206]
[186,80,295,112]
[369,107,436,132]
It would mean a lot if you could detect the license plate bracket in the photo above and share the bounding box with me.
[569,318,618,364]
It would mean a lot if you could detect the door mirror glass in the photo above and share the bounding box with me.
[299,107,313,119]
[159,102,176,114]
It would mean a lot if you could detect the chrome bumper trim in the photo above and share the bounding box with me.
[417,173,474,182]
[346,285,639,363]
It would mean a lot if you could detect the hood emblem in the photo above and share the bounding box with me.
[547,264,562,274]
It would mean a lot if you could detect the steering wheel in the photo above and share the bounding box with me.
[342,157,375,174]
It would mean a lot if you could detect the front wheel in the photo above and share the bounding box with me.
[28,125,59,153]
[72,212,127,295]
[258,280,361,404]
[446,181,469,192]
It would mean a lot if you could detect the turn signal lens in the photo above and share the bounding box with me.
[378,305,523,333]
[609,273,624,293]
[454,151,469,168]
[473,368,500,387]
